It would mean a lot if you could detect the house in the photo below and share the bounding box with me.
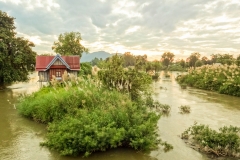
[35,54,80,82]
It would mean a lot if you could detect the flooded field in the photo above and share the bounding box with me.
[0,71,239,160]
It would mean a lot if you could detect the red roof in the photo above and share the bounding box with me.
[36,55,80,71]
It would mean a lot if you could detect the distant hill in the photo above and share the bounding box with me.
[81,51,112,62]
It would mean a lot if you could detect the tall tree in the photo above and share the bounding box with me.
[52,32,88,57]
[188,52,201,68]
[161,52,175,68]
[0,11,36,89]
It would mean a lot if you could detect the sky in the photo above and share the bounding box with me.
[1,0,240,60]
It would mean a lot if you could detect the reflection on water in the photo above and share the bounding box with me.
[0,71,240,160]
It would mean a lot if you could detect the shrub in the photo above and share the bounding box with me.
[144,98,171,116]
[181,123,240,158]
[176,64,240,97]
[78,62,92,76]
[168,64,186,71]
[165,74,170,78]
[152,73,160,80]
[179,105,191,114]
[180,83,187,89]
[18,76,163,157]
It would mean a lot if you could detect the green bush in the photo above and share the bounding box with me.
[18,77,162,157]
[177,64,240,96]
[152,73,159,80]
[168,64,186,71]
[181,123,240,158]
[78,62,92,76]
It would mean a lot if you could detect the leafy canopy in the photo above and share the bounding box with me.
[52,32,88,57]
[161,52,175,68]
[98,54,152,100]
[187,52,201,68]
[0,10,36,88]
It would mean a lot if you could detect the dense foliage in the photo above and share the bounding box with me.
[52,32,88,57]
[161,52,175,68]
[98,54,152,100]
[168,64,185,71]
[181,123,240,158]
[0,10,36,89]
[18,75,161,157]
[177,64,240,96]
[78,62,92,76]
[187,52,201,68]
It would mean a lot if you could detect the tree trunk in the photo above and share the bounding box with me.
[0,77,5,90]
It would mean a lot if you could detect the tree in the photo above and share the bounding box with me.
[188,52,201,68]
[236,55,240,66]
[52,32,88,57]
[122,52,135,67]
[179,59,186,68]
[161,52,175,68]
[91,57,100,66]
[135,54,148,71]
[210,54,234,65]
[0,11,36,89]
[216,54,234,65]
[210,54,217,64]
[78,62,92,76]
[201,56,208,65]
[195,60,203,67]
[98,54,152,100]
[152,60,162,72]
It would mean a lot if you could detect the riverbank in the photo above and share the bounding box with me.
[176,65,240,97]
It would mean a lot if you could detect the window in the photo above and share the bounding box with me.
[56,71,61,77]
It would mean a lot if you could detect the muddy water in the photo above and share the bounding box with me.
[151,71,240,160]
[0,71,240,160]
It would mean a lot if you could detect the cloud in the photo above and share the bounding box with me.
[0,0,240,57]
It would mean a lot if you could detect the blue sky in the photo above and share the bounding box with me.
[1,0,240,59]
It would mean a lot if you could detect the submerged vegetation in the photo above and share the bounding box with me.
[177,64,240,97]
[179,105,191,114]
[181,123,240,158]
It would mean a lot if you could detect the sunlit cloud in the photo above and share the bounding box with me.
[125,26,140,34]
[0,0,240,57]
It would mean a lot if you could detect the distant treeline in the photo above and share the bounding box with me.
[89,52,240,72]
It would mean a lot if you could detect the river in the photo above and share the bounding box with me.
[0,71,239,160]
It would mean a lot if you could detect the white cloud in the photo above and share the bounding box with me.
[1,0,240,57]
[125,26,140,34]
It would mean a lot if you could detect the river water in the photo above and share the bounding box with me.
[0,71,239,160]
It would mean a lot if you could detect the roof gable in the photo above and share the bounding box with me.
[36,54,80,71]
[46,54,70,70]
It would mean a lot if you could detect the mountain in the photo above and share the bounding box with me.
[80,51,112,62]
